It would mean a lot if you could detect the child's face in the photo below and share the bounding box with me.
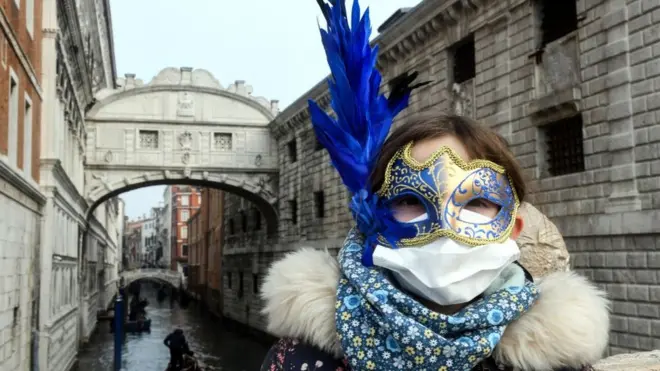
[375,133,523,247]
[391,134,501,222]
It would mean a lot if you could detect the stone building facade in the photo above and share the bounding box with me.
[222,0,660,356]
[168,185,202,274]
[0,0,44,370]
[36,0,123,370]
[186,188,226,315]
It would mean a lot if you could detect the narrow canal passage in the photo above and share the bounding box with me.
[75,285,270,370]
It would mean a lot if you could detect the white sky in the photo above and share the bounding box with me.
[113,0,422,219]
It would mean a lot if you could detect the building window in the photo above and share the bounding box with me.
[314,136,324,151]
[538,0,578,47]
[23,95,32,178]
[241,211,247,233]
[314,191,325,218]
[451,35,476,84]
[181,210,189,221]
[139,130,159,149]
[253,274,259,294]
[289,199,298,225]
[182,244,188,256]
[543,115,585,176]
[228,219,235,235]
[253,208,262,231]
[213,133,232,151]
[287,139,297,163]
[227,272,232,289]
[8,71,19,167]
[180,226,188,239]
[0,33,6,68]
[238,272,244,298]
[180,195,189,206]
[26,0,34,37]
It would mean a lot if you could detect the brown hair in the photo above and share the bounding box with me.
[370,112,527,202]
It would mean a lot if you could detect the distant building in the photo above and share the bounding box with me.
[186,188,225,313]
[168,185,202,274]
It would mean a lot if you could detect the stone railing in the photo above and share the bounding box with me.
[593,350,660,370]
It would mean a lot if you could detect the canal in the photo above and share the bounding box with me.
[75,284,270,370]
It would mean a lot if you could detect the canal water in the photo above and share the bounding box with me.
[75,285,270,370]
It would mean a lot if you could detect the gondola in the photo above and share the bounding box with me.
[165,354,204,370]
[124,318,151,333]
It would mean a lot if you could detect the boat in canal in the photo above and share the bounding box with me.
[124,318,152,333]
[165,354,205,370]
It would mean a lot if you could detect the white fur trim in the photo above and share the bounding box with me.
[494,271,611,370]
[260,248,343,358]
[261,249,611,368]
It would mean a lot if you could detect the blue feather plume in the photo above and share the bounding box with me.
[308,0,416,265]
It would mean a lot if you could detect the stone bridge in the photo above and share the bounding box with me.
[120,268,182,288]
[83,67,280,233]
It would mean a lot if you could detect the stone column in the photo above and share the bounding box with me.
[37,195,54,371]
[39,2,59,160]
[602,0,641,212]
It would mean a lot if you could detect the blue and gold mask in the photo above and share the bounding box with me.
[376,142,520,247]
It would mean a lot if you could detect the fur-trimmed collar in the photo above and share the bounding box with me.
[261,248,611,370]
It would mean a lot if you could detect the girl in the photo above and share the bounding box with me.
[260,2,609,370]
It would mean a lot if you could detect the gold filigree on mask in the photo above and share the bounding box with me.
[376,142,520,247]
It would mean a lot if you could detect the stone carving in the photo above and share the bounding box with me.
[178,131,193,150]
[543,44,578,91]
[516,202,570,278]
[183,167,191,178]
[91,172,112,191]
[139,130,159,149]
[213,133,232,151]
[181,152,190,164]
[593,350,660,371]
[104,150,113,163]
[177,92,195,117]
[255,154,262,167]
[449,81,474,118]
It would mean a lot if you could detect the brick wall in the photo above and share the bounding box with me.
[223,0,660,352]
[0,0,43,182]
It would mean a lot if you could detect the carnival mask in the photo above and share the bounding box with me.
[376,142,520,247]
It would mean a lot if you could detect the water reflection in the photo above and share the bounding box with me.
[75,286,269,370]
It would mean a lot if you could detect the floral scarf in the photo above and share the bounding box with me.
[335,229,540,371]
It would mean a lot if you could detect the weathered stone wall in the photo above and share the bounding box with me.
[223,0,660,356]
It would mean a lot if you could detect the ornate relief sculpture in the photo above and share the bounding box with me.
[176,92,195,117]
[449,82,474,118]
[178,131,193,150]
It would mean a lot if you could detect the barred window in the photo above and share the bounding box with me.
[314,191,325,218]
[451,34,476,84]
[253,208,262,231]
[287,139,297,163]
[214,133,232,151]
[543,115,585,176]
[314,136,324,151]
[252,274,259,294]
[539,0,578,46]
[241,210,247,233]
[227,272,232,289]
[289,199,298,225]
[228,219,235,235]
[139,130,159,149]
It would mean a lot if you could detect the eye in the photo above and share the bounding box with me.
[390,195,426,222]
[464,198,500,219]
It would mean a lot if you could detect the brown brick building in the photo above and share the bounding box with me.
[187,188,226,315]
[0,0,43,181]
[169,185,202,271]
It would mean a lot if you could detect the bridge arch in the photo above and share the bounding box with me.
[120,268,182,289]
[83,66,280,226]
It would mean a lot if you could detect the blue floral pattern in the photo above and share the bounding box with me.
[335,229,540,371]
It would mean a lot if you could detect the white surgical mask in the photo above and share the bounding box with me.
[372,209,520,306]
